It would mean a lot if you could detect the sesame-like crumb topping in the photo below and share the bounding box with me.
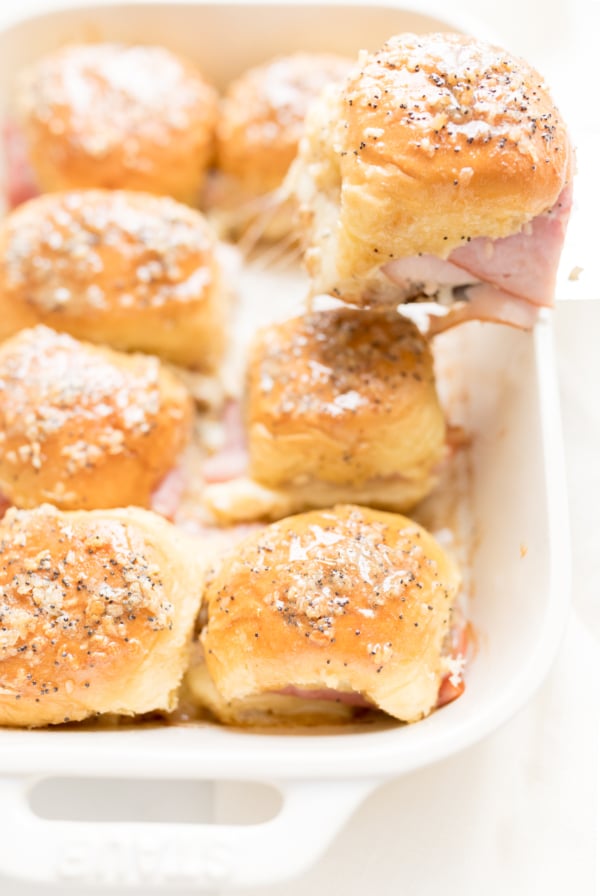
[19,44,216,174]
[1,190,216,315]
[208,506,452,658]
[249,308,433,423]
[218,53,353,190]
[344,33,564,163]
[0,505,172,699]
[0,326,170,477]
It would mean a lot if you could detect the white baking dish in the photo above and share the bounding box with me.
[0,2,570,890]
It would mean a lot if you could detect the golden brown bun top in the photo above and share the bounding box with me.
[203,505,459,695]
[18,43,218,201]
[0,504,178,717]
[295,32,572,281]
[0,189,218,318]
[217,52,353,193]
[0,326,192,510]
[248,308,436,434]
[343,32,570,205]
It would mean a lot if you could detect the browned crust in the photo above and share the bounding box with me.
[201,505,460,722]
[247,309,445,494]
[0,190,227,369]
[18,43,219,203]
[0,505,203,727]
[0,326,193,510]
[216,53,353,195]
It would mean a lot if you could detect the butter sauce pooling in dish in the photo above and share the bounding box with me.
[0,29,571,729]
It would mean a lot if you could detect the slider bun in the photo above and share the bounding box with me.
[197,505,460,724]
[291,32,572,298]
[0,504,203,727]
[246,308,445,509]
[0,326,192,511]
[18,43,218,203]
[212,53,351,240]
[0,190,228,369]
[217,52,352,195]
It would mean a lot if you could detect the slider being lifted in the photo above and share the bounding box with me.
[289,32,573,330]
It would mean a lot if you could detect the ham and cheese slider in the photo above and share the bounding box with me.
[0,504,202,727]
[290,32,573,330]
[210,53,352,241]
[0,190,229,369]
[204,308,445,522]
[0,326,192,513]
[188,504,461,725]
[16,43,218,204]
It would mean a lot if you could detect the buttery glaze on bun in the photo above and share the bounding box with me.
[0,326,192,511]
[248,308,445,501]
[211,53,352,239]
[0,504,203,727]
[290,32,573,301]
[0,190,228,369]
[190,505,460,725]
[204,308,445,523]
[17,43,218,203]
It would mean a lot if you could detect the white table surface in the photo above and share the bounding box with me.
[0,1,599,894]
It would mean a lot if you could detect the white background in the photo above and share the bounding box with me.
[0,0,599,893]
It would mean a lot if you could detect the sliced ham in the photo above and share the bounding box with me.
[277,685,373,708]
[383,182,572,330]
[151,467,185,521]
[426,282,541,336]
[202,446,249,483]
[202,400,249,484]
[437,617,476,708]
[437,676,466,707]
[450,183,573,307]
[3,118,39,209]
[385,255,479,293]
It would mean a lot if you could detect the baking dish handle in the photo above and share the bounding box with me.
[0,776,377,888]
